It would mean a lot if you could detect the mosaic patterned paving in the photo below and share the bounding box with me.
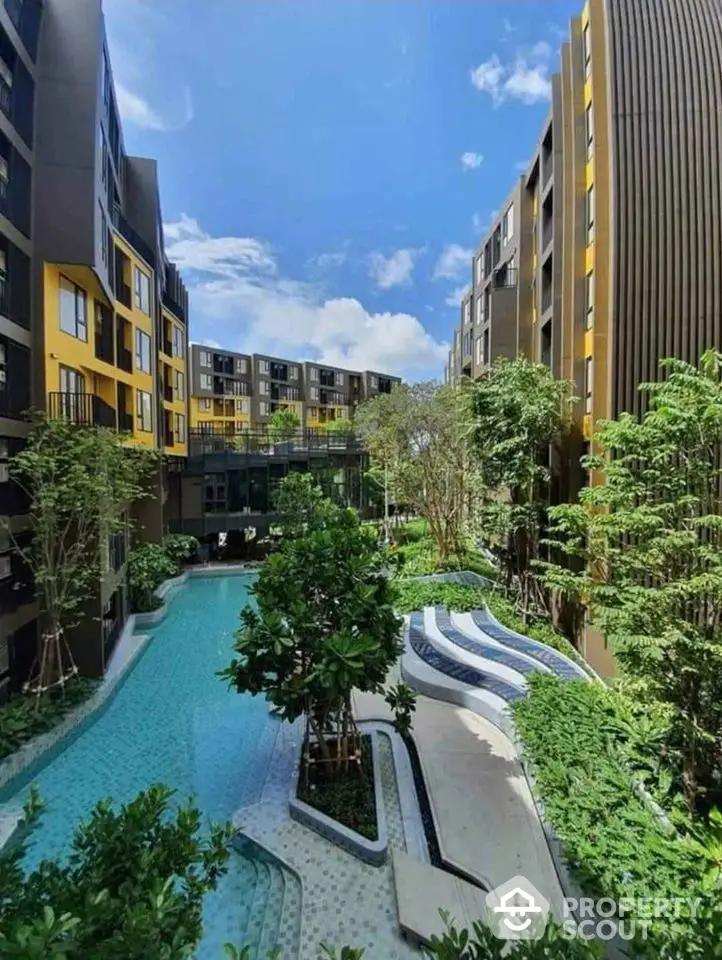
[408,613,525,704]
[434,607,540,677]
[235,723,421,959]
[470,609,587,680]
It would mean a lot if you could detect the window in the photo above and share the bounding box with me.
[585,104,594,160]
[200,373,212,391]
[464,300,471,325]
[371,374,378,390]
[200,350,211,368]
[586,185,595,243]
[502,204,514,244]
[175,370,185,402]
[136,390,152,431]
[0,155,8,200]
[475,336,482,366]
[290,364,298,380]
[259,379,268,395]
[585,271,594,327]
[476,296,484,325]
[260,400,269,416]
[310,385,319,401]
[259,359,269,375]
[175,413,186,444]
[236,357,248,375]
[59,277,88,341]
[103,51,111,108]
[236,398,249,414]
[173,325,184,358]
[134,267,150,314]
[135,329,151,373]
[99,204,108,266]
[0,55,12,115]
[583,23,591,77]
[199,398,211,412]
[584,356,593,414]
[310,366,318,381]
[337,372,344,386]
[475,256,482,286]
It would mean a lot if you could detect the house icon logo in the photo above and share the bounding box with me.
[485,875,550,940]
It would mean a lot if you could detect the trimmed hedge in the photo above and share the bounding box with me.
[393,581,487,614]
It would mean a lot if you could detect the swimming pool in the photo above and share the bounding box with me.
[1,574,283,957]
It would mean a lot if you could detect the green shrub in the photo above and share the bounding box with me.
[127,543,176,613]
[512,675,719,955]
[392,519,430,545]
[162,534,199,575]
[393,581,487,614]
[0,679,99,761]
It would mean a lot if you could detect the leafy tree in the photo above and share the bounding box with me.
[324,417,354,436]
[274,472,336,538]
[7,416,158,698]
[268,408,300,441]
[540,352,722,811]
[355,382,475,559]
[221,477,413,775]
[470,357,575,613]
[0,785,232,959]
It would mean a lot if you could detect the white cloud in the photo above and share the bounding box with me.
[470,43,554,106]
[368,248,421,289]
[461,151,484,171]
[445,284,471,307]
[116,83,193,132]
[164,217,446,379]
[309,250,349,271]
[433,244,473,281]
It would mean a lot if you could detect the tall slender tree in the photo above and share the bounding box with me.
[540,352,722,811]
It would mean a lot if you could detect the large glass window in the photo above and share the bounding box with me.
[585,271,595,327]
[175,412,186,444]
[175,369,185,402]
[135,329,151,373]
[134,267,150,314]
[136,389,152,431]
[199,349,211,367]
[59,277,88,341]
[502,204,514,244]
[173,325,184,358]
[584,356,593,414]
[585,104,594,160]
[583,23,591,77]
[200,373,212,390]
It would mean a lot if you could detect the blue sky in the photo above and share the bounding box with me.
[104,0,578,381]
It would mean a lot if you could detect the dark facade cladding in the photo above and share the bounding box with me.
[607,0,722,416]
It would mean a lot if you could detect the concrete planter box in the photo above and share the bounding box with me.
[289,728,388,865]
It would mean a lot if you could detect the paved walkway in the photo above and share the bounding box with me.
[353,672,565,920]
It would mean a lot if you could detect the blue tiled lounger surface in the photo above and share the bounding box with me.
[433,607,543,678]
[469,609,587,681]
[408,613,525,704]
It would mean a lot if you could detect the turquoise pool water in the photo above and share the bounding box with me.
[2,575,280,957]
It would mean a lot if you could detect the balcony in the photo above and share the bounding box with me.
[95,309,114,365]
[542,220,553,251]
[162,290,186,323]
[48,392,117,429]
[541,285,553,314]
[117,347,132,373]
[111,206,155,268]
[494,267,518,289]
[164,382,173,403]
[165,429,175,448]
[162,337,173,357]
[542,161,553,190]
[118,411,133,433]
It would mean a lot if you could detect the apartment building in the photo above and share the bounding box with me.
[189,344,400,432]
[447,0,722,462]
[0,0,42,700]
[0,0,190,693]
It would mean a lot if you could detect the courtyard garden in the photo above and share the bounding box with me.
[1,352,722,956]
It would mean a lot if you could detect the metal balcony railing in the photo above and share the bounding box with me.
[48,392,117,429]
[189,427,362,457]
[111,206,156,267]
[162,291,186,323]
